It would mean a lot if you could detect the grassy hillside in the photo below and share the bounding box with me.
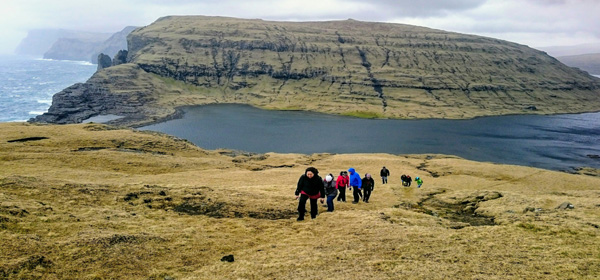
[1,122,599,279]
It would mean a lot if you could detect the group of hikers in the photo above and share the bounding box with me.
[294,166,423,221]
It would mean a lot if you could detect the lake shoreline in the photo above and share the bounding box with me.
[139,104,600,172]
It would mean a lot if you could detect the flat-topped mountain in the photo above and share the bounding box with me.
[32,16,600,126]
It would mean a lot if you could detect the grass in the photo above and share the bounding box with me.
[342,111,386,119]
[1,122,599,279]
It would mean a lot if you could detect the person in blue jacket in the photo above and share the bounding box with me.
[348,167,362,204]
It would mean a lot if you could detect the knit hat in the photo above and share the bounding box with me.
[325,175,333,182]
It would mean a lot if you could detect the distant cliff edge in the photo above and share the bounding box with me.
[30,16,600,127]
[15,26,137,63]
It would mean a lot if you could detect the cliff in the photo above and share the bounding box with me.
[43,37,108,61]
[31,16,600,126]
[15,29,112,57]
[42,26,136,62]
[90,26,138,64]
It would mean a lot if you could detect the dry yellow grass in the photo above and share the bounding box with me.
[1,122,599,279]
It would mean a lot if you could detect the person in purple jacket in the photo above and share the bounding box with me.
[348,167,362,204]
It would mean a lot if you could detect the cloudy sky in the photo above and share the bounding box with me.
[1,0,599,55]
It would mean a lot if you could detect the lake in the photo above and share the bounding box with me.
[140,104,600,172]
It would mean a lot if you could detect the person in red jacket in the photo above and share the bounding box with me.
[336,171,349,202]
[295,167,325,221]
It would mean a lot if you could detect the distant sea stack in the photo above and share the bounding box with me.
[31,16,600,127]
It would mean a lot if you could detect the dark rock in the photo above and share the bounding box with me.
[112,50,128,66]
[28,65,155,126]
[221,255,234,262]
[587,154,600,159]
[97,53,112,70]
[525,105,537,110]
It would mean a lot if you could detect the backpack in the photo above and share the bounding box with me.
[325,180,336,194]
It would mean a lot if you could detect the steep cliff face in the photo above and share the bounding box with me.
[44,37,108,61]
[90,26,138,63]
[32,16,600,126]
[30,64,175,127]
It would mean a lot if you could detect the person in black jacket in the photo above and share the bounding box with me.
[295,167,325,221]
[380,166,390,184]
[362,173,375,203]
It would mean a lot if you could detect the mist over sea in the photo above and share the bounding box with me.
[0,55,96,122]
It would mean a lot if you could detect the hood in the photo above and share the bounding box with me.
[348,168,355,174]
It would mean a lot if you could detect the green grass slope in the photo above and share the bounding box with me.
[1,123,599,279]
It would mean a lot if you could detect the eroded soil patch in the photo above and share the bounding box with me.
[401,190,503,228]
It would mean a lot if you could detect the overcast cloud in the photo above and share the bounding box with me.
[1,0,599,55]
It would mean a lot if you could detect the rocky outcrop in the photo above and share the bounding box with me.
[90,26,138,64]
[97,53,112,70]
[112,50,128,66]
[30,64,165,127]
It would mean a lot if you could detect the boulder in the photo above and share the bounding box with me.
[112,50,128,66]
[97,53,112,70]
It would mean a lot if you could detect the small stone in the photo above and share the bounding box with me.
[221,255,234,262]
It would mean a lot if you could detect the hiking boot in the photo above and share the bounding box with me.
[297,217,304,221]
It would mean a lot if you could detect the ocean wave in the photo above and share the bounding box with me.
[35,57,95,66]
[28,111,45,116]
[74,61,94,66]
[37,99,52,105]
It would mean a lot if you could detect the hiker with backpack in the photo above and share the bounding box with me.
[336,171,349,202]
[362,173,375,203]
[295,167,325,221]
[323,174,337,212]
[348,168,362,204]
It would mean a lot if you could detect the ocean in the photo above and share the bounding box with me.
[0,55,96,122]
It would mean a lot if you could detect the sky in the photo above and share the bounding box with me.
[1,0,599,55]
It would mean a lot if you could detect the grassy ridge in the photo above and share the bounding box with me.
[1,122,599,279]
